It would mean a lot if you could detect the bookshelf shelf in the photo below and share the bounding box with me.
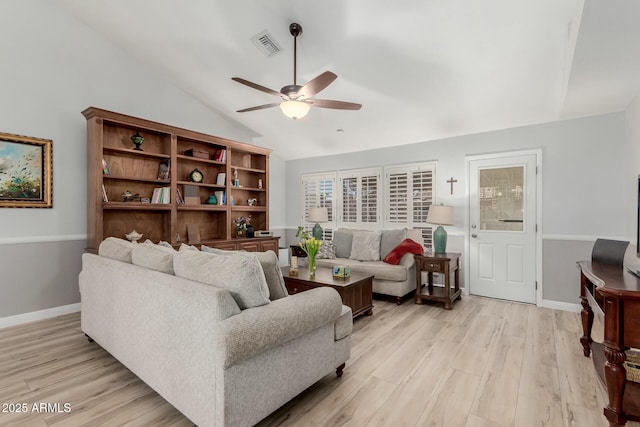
[84,107,277,250]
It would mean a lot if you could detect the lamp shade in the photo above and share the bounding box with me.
[426,205,454,226]
[280,100,310,120]
[308,207,329,223]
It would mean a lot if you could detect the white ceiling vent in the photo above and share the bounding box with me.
[251,31,282,57]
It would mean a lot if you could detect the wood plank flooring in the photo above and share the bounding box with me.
[0,296,637,427]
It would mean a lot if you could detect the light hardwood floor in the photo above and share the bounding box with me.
[0,296,637,427]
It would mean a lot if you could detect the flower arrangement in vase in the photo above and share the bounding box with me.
[296,226,323,275]
[234,215,251,237]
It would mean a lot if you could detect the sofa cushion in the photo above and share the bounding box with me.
[333,229,355,258]
[380,228,407,260]
[132,242,176,274]
[383,238,424,265]
[173,250,270,309]
[215,287,342,368]
[349,261,408,282]
[98,237,137,263]
[317,240,336,259]
[200,246,288,301]
[350,230,382,261]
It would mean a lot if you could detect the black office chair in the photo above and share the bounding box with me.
[591,238,629,268]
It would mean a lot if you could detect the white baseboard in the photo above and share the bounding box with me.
[541,299,581,313]
[0,303,80,329]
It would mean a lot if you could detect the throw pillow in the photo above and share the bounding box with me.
[174,250,270,310]
[131,243,176,275]
[383,238,424,265]
[380,228,407,260]
[201,246,288,300]
[333,229,355,258]
[317,240,336,259]
[98,237,137,263]
[349,231,382,261]
[179,243,199,252]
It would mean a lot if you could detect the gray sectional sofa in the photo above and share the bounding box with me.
[315,228,424,303]
[79,238,352,427]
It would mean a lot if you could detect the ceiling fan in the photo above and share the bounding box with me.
[232,23,362,120]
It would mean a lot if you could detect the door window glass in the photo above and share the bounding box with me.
[479,166,524,231]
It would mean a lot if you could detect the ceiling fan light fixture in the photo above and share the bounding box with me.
[280,100,310,120]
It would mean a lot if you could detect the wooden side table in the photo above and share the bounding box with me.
[414,252,461,310]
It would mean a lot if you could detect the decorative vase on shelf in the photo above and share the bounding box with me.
[131,131,144,151]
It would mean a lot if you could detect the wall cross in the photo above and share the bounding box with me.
[447,177,458,195]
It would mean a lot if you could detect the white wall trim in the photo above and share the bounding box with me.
[0,234,86,245]
[0,303,81,329]
[541,299,581,313]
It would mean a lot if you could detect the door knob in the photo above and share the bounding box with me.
[471,224,477,229]
[471,234,478,238]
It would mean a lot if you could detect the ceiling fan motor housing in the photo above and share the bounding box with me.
[281,84,304,98]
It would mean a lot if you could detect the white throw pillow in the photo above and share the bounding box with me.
[131,243,176,275]
[349,231,382,261]
[173,250,270,309]
[98,237,137,263]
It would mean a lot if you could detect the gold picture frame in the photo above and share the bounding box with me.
[0,132,52,208]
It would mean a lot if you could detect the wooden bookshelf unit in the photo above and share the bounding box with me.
[83,107,278,252]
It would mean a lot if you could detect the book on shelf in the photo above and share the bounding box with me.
[157,159,170,181]
[183,184,200,205]
[101,184,108,202]
[176,188,185,205]
[216,172,226,186]
[213,149,226,163]
[151,186,171,204]
[102,159,110,176]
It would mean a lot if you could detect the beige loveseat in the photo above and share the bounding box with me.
[79,238,352,427]
[315,228,424,303]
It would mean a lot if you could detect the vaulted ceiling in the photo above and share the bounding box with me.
[57,0,640,160]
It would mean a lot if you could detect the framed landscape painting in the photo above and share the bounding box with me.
[0,132,52,208]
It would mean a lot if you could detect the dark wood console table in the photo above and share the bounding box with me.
[578,261,640,426]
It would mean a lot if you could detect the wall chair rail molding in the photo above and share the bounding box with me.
[0,132,53,208]
[0,234,87,246]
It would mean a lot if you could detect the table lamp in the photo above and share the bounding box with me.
[308,207,328,240]
[426,205,454,254]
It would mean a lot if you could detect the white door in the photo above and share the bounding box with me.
[469,153,537,304]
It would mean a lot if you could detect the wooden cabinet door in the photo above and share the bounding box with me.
[209,241,237,251]
[260,239,279,253]
[237,241,260,252]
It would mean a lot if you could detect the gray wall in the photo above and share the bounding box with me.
[0,1,261,318]
[284,113,629,305]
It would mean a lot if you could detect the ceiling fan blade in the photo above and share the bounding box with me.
[297,71,337,99]
[236,103,280,113]
[232,77,283,98]
[308,99,362,110]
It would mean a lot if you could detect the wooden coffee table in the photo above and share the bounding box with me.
[281,267,374,318]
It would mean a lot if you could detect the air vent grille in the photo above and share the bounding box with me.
[251,31,282,57]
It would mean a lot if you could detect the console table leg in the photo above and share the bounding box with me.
[580,296,593,357]
[603,345,628,426]
[336,363,345,378]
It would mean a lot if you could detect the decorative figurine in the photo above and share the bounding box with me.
[233,168,239,187]
[247,198,257,206]
[125,230,143,242]
[207,194,217,204]
[131,131,144,151]
[122,190,133,202]
[258,178,263,189]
